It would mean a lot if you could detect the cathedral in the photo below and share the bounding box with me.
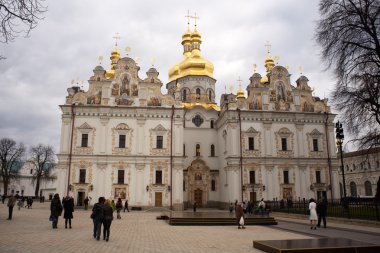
[56,22,340,210]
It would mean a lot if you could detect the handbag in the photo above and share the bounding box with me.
[239,216,244,226]
[49,215,57,222]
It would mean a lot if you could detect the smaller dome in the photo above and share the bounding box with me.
[147,67,158,73]
[94,65,104,71]
[250,73,261,79]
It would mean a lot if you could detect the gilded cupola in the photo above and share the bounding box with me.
[105,47,120,80]
[168,22,214,82]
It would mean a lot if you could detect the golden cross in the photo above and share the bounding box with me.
[191,12,200,30]
[229,85,234,93]
[151,57,156,67]
[185,10,191,31]
[237,76,242,89]
[125,47,131,56]
[264,41,272,54]
[274,55,280,65]
[299,66,303,75]
[113,32,121,47]
[253,64,257,73]
[98,56,103,65]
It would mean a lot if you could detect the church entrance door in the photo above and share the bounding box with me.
[155,192,162,207]
[194,189,202,207]
[77,191,85,206]
[250,191,257,202]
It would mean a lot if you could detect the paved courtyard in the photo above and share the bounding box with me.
[0,202,311,253]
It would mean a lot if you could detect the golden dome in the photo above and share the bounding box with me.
[105,47,120,79]
[237,88,245,98]
[168,28,214,81]
[260,54,275,84]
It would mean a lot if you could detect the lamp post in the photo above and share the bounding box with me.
[335,121,347,198]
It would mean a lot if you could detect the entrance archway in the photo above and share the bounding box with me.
[194,189,203,207]
[185,158,212,207]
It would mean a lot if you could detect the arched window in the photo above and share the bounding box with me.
[208,90,212,101]
[210,120,214,129]
[196,144,200,157]
[210,144,215,157]
[350,182,357,197]
[182,89,187,101]
[196,88,201,100]
[364,181,372,196]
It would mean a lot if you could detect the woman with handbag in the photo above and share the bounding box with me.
[50,193,63,229]
[102,199,114,241]
[235,202,245,229]
[309,198,318,230]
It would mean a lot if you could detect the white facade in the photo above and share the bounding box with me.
[340,148,380,198]
[56,28,339,209]
[0,162,57,199]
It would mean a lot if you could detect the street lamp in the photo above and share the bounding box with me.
[335,121,347,198]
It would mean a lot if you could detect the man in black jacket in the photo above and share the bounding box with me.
[91,197,105,240]
[317,197,328,228]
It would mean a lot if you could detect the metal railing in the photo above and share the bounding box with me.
[256,198,379,221]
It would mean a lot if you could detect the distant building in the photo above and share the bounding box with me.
[56,23,340,209]
[340,148,380,197]
[0,162,57,199]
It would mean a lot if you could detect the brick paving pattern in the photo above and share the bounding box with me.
[0,202,309,253]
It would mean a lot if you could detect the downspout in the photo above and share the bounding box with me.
[67,104,75,196]
[170,105,175,212]
[324,112,333,200]
[237,108,243,202]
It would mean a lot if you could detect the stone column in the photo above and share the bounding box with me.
[265,166,274,200]
[263,122,272,156]
[135,164,145,206]
[173,165,184,210]
[136,119,146,155]
[100,117,109,154]
[295,123,304,157]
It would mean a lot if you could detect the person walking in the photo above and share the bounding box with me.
[123,199,129,212]
[17,198,23,211]
[102,199,113,241]
[229,202,234,214]
[111,200,116,212]
[235,202,245,229]
[116,198,122,219]
[50,193,63,229]
[317,197,328,228]
[309,198,318,230]
[193,201,197,212]
[63,196,74,229]
[91,197,105,240]
[84,196,89,210]
[258,198,266,215]
[7,194,16,220]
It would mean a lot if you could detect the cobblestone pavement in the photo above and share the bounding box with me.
[0,202,309,253]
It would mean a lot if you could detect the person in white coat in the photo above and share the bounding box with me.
[309,198,318,230]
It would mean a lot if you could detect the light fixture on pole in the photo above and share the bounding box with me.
[335,121,346,198]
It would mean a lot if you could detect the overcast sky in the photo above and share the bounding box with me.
[0,0,340,153]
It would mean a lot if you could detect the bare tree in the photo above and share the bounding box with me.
[316,0,380,149]
[0,138,25,196]
[0,0,47,59]
[29,144,55,197]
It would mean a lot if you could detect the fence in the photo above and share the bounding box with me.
[261,198,380,221]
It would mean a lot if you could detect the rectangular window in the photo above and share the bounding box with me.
[211,179,216,191]
[117,170,125,184]
[183,180,186,192]
[248,137,255,150]
[156,136,163,149]
[30,169,33,174]
[281,138,287,151]
[155,170,162,184]
[313,139,319,151]
[79,169,86,183]
[316,170,321,183]
[119,134,126,148]
[81,134,88,147]
[183,144,186,157]
[283,170,289,184]
[249,171,256,184]
[210,145,215,157]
